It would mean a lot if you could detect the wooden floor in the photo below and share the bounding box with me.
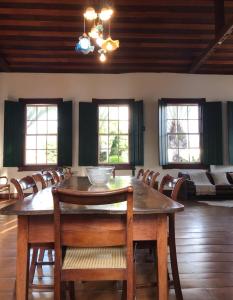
[0,200,233,299]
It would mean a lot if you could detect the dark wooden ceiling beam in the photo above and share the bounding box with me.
[0,54,9,71]
[189,0,233,73]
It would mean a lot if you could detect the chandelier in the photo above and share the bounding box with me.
[75,6,119,63]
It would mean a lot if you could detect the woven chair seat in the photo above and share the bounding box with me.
[62,247,126,270]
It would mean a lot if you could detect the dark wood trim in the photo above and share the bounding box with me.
[19,98,63,104]
[92,99,134,105]
[160,98,206,105]
[0,54,9,71]
[162,163,208,170]
[189,22,233,73]
[18,165,57,172]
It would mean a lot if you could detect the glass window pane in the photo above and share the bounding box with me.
[167,120,177,134]
[109,136,119,156]
[119,121,128,134]
[99,121,108,134]
[109,107,118,120]
[47,121,57,134]
[119,107,128,120]
[189,149,200,162]
[119,150,128,163]
[27,121,36,134]
[26,135,36,150]
[167,106,177,119]
[37,150,46,164]
[99,150,108,163]
[47,136,57,149]
[26,150,36,164]
[37,121,47,134]
[99,135,108,149]
[178,106,187,119]
[109,153,119,164]
[189,135,200,148]
[188,105,199,119]
[168,134,178,149]
[178,134,188,149]
[37,106,47,120]
[109,121,118,134]
[48,106,57,120]
[168,149,179,163]
[37,136,46,149]
[47,150,57,164]
[179,149,189,163]
[188,120,199,133]
[27,106,36,120]
[99,107,108,120]
[119,135,128,150]
[177,120,188,133]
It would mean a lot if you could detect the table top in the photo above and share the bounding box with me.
[0,176,184,216]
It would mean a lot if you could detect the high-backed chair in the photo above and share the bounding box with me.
[32,171,55,189]
[11,176,53,289]
[136,168,144,179]
[142,169,150,183]
[52,186,134,300]
[145,171,160,189]
[159,175,185,300]
[49,169,65,184]
[0,176,10,199]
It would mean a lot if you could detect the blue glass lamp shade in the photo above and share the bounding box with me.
[75,34,95,54]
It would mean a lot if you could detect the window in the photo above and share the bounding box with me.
[25,104,58,165]
[159,98,204,168]
[98,105,129,164]
[166,104,201,164]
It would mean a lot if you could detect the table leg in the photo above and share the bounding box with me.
[16,216,29,300]
[157,215,168,300]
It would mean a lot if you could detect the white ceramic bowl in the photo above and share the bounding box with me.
[86,166,114,186]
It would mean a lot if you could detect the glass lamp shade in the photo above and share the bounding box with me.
[75,34,95,54]
[101,37,119,51]
[84,7,97,20]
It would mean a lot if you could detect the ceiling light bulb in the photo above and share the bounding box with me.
[89,26,99,39]
[102,37,119,52]
[106,43,113,51]
[96,36,103,47]
[99,7,113,21]
[99,53,106,62]
[84,7,97,20]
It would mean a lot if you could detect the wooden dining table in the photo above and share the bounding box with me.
[0,176,184,300]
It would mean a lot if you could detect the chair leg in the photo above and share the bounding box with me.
[48,249,53,262]
[29,247,39,285]
[169,215,183,300]
[121,281,127,300]
[37,248,45,279]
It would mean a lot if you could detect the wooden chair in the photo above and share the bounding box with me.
[142,169,150,183]
[52,186,134,300]
[136,168,144,179]
[49,170,65,184]
[145,171,160,189]
[32,171,55,189]
[0,176,10,199]
[11,176,54,290]
[159,175,185,300]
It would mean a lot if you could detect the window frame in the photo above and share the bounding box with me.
[18,98,62,171]
[93,99,134,170]
[159,98,206,169]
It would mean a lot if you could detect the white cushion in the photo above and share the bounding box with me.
[210,172,230,185]
[189,172,211,185]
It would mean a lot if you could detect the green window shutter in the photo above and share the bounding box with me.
[203,102,223,165]
[131,100,144,166]
[3,101,24,167]
[228,102,233,164]
[58,101,73,166]
[79,102,98,166]
[158,99,167,166]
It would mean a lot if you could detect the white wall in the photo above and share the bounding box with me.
[1,72,233,182]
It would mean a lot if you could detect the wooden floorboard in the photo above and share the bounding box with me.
[0,199,233,299]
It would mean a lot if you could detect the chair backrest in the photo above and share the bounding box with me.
[53,186,134,249]
[136,168,144,179]
[32,172,55,189]
[49,170,64,184]
[148,171,160,189]
[142,169,150,183]
[159,175,185,201]
[11,176,38,200]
